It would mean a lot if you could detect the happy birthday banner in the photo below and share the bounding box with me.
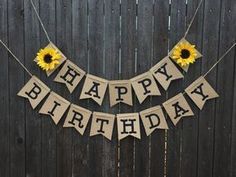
[0,0,235,141]
[17,74,218,140]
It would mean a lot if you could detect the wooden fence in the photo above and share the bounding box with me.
[0,0,235,177]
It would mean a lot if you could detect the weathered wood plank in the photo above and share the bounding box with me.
[0,0,9,176]
[55,0,73,177]
[24,0,42,177]
[71,0,90,177]
[39,0,57,177]
[87,0,105,176]
[213,0,236,176]
[181,0,204,177]
[166,0,186,177]
[151,0,169,176]
[8,0,25,177]
[119,0,136,176]
[103,0,120,176]
[135,0,153,177]
[197,0,221,176]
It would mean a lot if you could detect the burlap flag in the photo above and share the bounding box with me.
[109,80,133,107]
[185,76,219,110]
[131,71,161,104]
[90,112,115,140]
[34,42,67,76]
[169,38,202,72]
[80,74,108,105]
[63,104,92,135]
[163,93,194,126]
[39,92,70,124]
[54,60,86,93]
[150,57,184,90]
[140,106,168,136]
[17,75,50,109]
[117,113,141,140]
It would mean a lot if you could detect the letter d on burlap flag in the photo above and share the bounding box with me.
[185,76,219,110]
[17,76,50,109]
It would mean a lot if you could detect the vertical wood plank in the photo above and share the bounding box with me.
[197,0,221,176]
[8,0,25,177]
[181,0,204,177]
[213,0,236,176]
[24,0,42,177]
[119,0,136,176]
[135,0,153,177]
[103,0,119,176]
[39,0,57,177]
[0,0,9,176]
[166,1,186,176]
[55,0,72,177]
[151,0,169,176]
[71,0,90,177]
[231,51,236,177]
[87,0,104,176]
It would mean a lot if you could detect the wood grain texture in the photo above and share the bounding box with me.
[0,0,235,177]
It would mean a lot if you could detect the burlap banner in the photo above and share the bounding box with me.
[54,60,86,93]
[39,91,70,124]
[117,113,141,140]
[185,76,219,109]
[109,80,133,107]
[131,71,161,104]
[90,112,115,140]
[163,93,194,126]
[17,75,220,140]
[17,75,50,109]
[63,104,92,135]
[140,106,168,136]
[80,74,108,105]
[150,57,184,90]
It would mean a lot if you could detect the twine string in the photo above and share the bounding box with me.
[30,0,51,43]
[0,40,33,77]
[184,0,204,38]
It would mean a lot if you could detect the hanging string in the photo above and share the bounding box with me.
[0,40,33,77]
[203,43,236,77]
[183,0,204,38]
[0,39,235,109]
[30,0,51,43]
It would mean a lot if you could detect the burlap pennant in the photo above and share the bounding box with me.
[54,60,86,93]
[63,104,92,135]
[150,57,184,90]
[163,93,194,126]
[140,106,168,136]
[80,74,108,105]
[90,112,115,140]
[169,38,202,72]
[34,42,67,76]
[109,80,133,107]
[131,71,161,104]
[117,113,141,140]
[39,91,70,124]
[185,76,219,110]
[17,75,50,109]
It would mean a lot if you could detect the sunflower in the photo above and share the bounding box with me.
[36,47,61,71]
[171,42,198,67]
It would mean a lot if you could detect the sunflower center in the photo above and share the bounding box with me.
[44,54,53,63]
[180,49,190,59]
